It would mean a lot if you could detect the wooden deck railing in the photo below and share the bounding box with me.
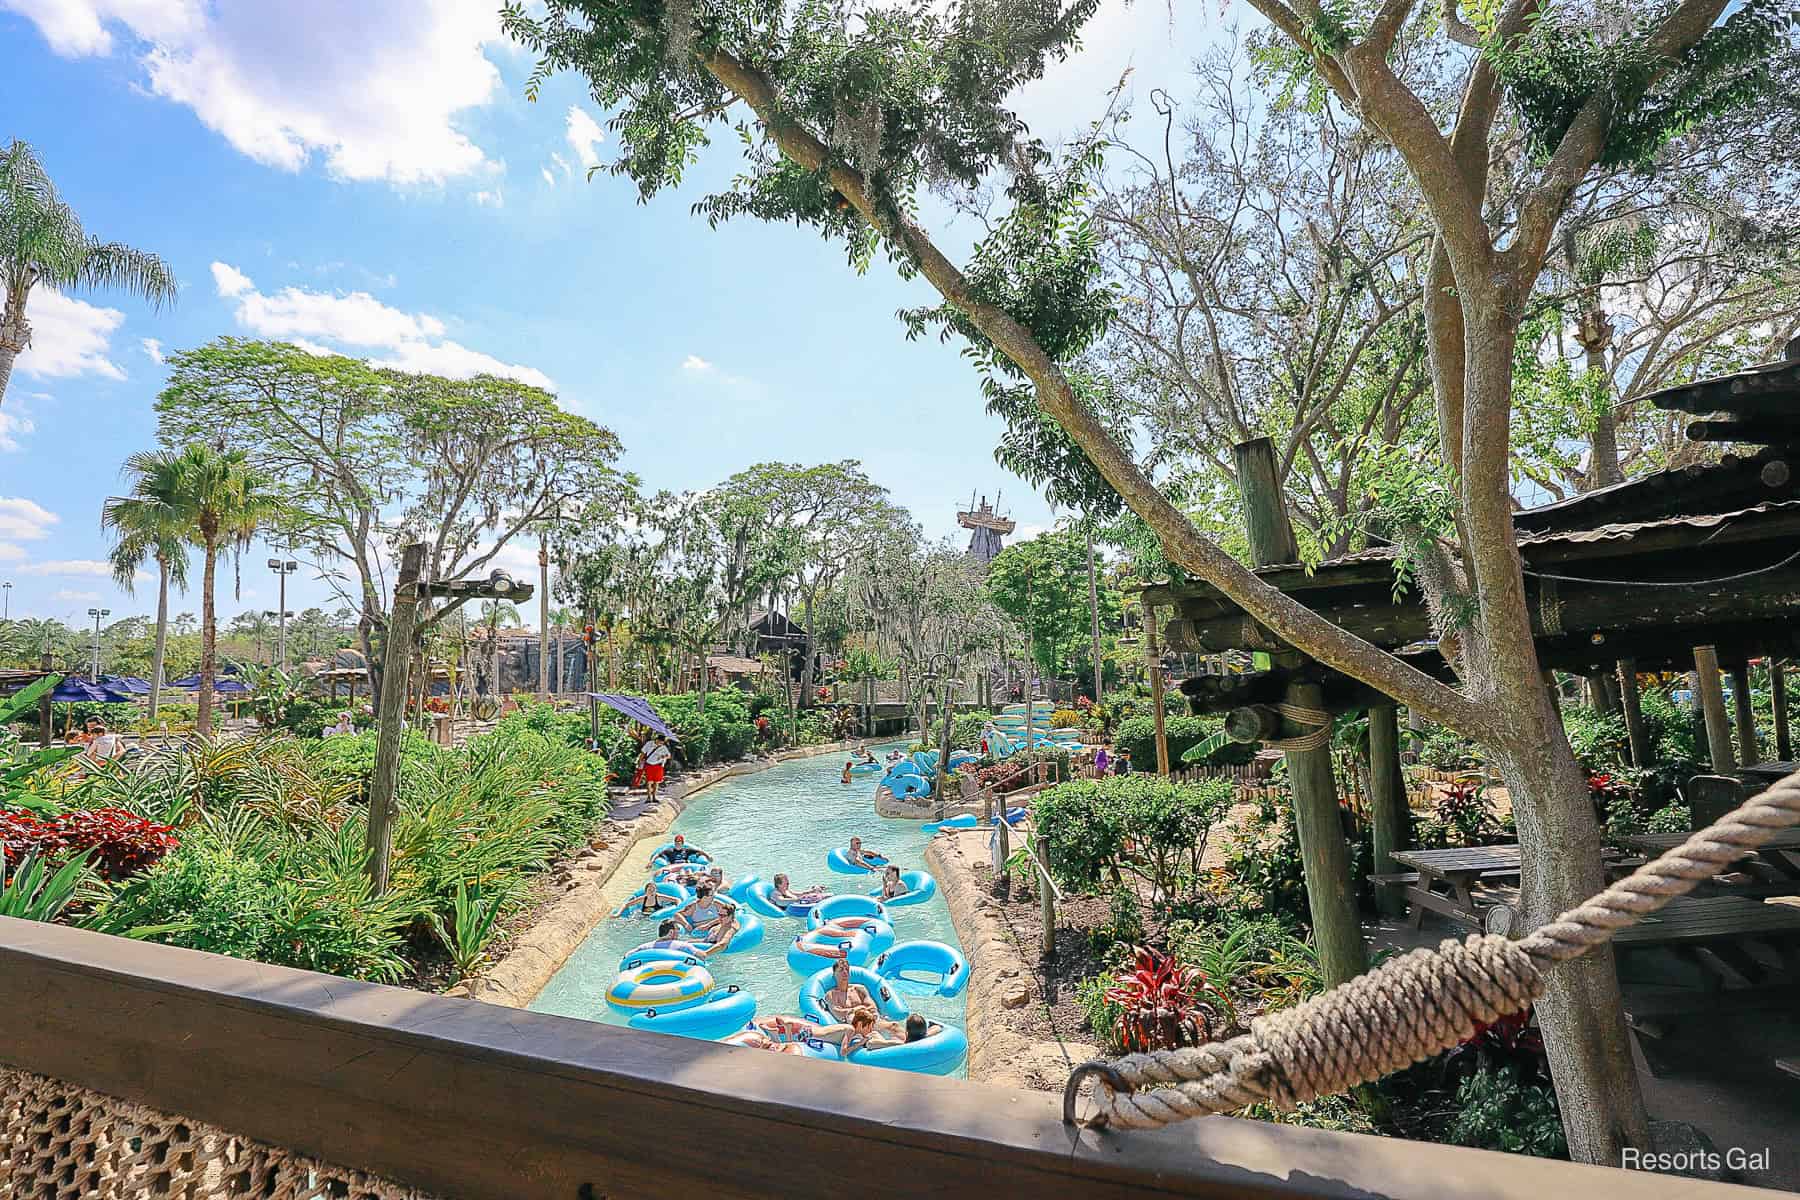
[0,917,1760,1199]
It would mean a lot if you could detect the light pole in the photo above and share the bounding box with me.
[3,580,11,620]
[267,559,299,669]
[86,607,111,678]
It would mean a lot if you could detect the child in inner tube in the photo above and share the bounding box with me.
[846,836,885,870]
[674,883,738,956]
[878,863,910,900]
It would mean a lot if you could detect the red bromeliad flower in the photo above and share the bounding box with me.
[1103,945,1222,1053]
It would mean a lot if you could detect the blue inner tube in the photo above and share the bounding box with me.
[885,774,932,800]
[798,1026,968,1075]
[826,847,888,875]
[627,986,756,1040]
[874,939,970,998]
[868,870,936,907]
[798,964,911,1024]
[785,931,868,976]
[649,842,712,867]
[848,760,883,775]
[619,939,708,971]
[605,960,714,1014]
[807,894,889,928]
[673,906,764,955]
[727,876,790,919]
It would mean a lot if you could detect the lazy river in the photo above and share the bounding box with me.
[529,745,970,1076]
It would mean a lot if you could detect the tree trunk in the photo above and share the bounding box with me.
[149,556,170,720]
[1729,663,1757,768]
[1086,524,1103,704]
[538,545,550,701]
[0,283,31,408]
[1773,659,1791,761]
[1459,326,1647,1164]
[1368,705,1409,918]
[365,544,424,894]
[196,540,218,738]
[1616,659,1650,768]
[1694,646,1734,773]
[798,590,818,709]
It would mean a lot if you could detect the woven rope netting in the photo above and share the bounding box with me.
[1065,771,1800,1130]
[0,1068,438,1200]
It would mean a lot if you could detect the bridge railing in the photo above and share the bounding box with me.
[0,917,1742,1200]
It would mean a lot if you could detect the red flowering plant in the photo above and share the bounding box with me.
[0,808,178,881]
[1103,945,1226,1053]
[1441,1007,1549,1084]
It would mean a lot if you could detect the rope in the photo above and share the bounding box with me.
[1263,702,1332,753]
[1065,771,1800,1130]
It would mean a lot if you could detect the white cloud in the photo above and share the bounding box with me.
[210,260,254,297]
[6,0,505,185]
[550,151,573,181]
[0,408,35,452]
[471,188,504,208]
[211,260,554,390]
[681,355,713,372]
[140,336,164,363]
[565,105,604,170]
[53,589,103,604]
[13,288,126,380]
[17,559,138,580]
[0,542,26,562]
[0,498,59,542]
[539,166,555,187]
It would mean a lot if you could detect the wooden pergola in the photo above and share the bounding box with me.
[1134,338,1800,979]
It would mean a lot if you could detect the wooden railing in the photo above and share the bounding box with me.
[0,917,1754,1199]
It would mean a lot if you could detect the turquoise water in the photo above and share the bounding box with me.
[529,746,968,1075]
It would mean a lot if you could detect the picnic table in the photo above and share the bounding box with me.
[1610,895,1800,1074]
[1385,845,1527,930]
[1621,829,1800,896]
[1739,760,1799,789]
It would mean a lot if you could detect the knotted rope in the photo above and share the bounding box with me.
[1262,702,1333,753]
[1065,771,1800,1130]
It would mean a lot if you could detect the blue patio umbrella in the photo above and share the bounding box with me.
[169,674,252,694]
[587,693,679,741]
[100,674,152,695]
[49,678,136,703]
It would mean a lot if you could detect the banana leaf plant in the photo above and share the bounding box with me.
[1,675,82,815]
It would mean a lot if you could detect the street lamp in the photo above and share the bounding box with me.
[2,580,11,620]
[263,611,295,666]
[86,607,111,679]
[266,559,299,669]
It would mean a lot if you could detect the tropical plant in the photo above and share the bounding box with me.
[0,139,177,407]
[0,676,81,813]
[429,879,504,981]
[1447,1065,1569,1159]
[0,851,89,922]
[1103,945,1225,1054]
[1034,775,1234,901]
[103,450,194,719]
[0,807,178,880]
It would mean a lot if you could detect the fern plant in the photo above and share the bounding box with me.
[0,851,88,922]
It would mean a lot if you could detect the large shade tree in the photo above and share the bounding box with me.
[0,139,176,406]
[505,0,1792,1161]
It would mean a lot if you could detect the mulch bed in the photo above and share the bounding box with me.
[972,863,1113,1049]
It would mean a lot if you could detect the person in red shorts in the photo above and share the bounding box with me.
[637,732,672,802]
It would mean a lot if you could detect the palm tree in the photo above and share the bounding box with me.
[152,445,281,737]
[103,450,194,718]
[1,140,177,407]
[547,607,578,693]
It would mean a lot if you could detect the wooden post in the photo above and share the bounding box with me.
[1086,524,1103,705]
[1773,658,1791,762]
[1616,659,1651,768]
[1232,437,1367,987]
[1368,705,1409,918]
[365,543,425,894]
[537,542,550,702]
[1147,603,1170,776]
[1728,663,1757,768]
[1693,646,1734,774]
[1040,865,1056,961]
[37,653,53,747]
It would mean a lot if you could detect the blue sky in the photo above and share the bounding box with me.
[1,1,1224,628]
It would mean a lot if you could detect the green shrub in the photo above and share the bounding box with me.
[1561,704,1628,772]
[1417,727,1480,770]
[712,720,756,760]
[9,701,137,734]
[1645,798,1691,833]
[1447,1065,1568,1158]
[1113,714,1251,768]
[1639,687,1705,766]
[1222,791,1310,926]
[925,709,993,751]
[1035,775,1234,900]
[1074,973,1125,1053]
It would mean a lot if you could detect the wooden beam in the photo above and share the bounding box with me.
[1616,659,1651,768]
[1147,604,1170,776]
[1729,664,1758,769]
[1693,647,1735,774]
[1773,658,1792,762]
[1368,705,1409,919]
[1232,438,1366,988]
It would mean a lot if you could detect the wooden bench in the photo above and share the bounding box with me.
[1623,985,1798,1076]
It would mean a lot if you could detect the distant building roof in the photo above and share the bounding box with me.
[707,654,765,674]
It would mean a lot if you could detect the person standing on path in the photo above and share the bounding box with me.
[638,732,672,804]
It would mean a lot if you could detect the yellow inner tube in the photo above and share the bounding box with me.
[607,961,715,1011]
